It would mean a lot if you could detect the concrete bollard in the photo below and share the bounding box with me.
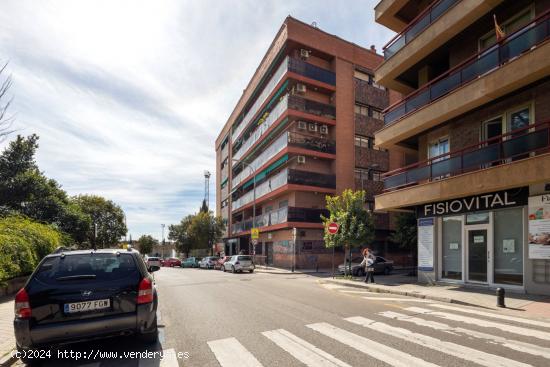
[496,287,506,308]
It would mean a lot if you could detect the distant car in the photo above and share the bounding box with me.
[338,256,394,276]
[223,255,255,273]
[145,256,161,271]
[215,256,232,270]
[199,256,220,269]
[181,257,200,268]
[163,258,181,267]
[14,249,159,362]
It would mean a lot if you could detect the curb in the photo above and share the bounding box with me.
[255,270,329,275]
[321,279,482,307]
[0,348,16,367]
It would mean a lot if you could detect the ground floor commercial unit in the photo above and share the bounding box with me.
[415,184,550,296]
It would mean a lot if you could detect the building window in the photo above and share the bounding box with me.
[370,108,383,120]
[279,200,288,208]
[442,216,463,280]
[493,208,523,285]
[355,135,373,148]
[354,70,370,82]
[428,137,449,160]
[479,6,534,50]
[354,104,369,116]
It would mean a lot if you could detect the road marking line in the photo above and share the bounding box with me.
[405,306,550,341]
[262,329,351,367]
[339,290,376,294]
[429,303,550,328]
[380,311,550,360]
[362,297,431,302]
[159,348,179,367]
[207,337,263,367]
[306,322,439,367]
[345,316,531,367]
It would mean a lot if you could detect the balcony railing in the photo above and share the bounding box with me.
[384,12,550,126]
[288,132,336,154]
[383,121,550,191]
[231,206,328,234]
[288,95,336,119]
[231,57,336,143]
[232,168,336,211]
[383,0,459,59]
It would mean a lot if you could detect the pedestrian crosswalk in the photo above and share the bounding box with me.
[207,304,550,367]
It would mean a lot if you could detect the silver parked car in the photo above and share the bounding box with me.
[199,256,219,269]
[223,255,255,273]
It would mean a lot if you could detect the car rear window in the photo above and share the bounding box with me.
[35,253,138,283]
[238,256,252,261]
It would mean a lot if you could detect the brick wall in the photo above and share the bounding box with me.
[355,146,389,171]
[355,114,384,137]
[354,79,389,110]
[355,179,384,201]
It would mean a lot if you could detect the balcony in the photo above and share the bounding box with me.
[232,131,336,190]
[376,121,550,204]
[376,0,505,93]
[354,79,389,110]
[383,0,460,60]
[355,114,384,137]
[232,168,336,211]
[220,182,229,200]
[355,178,385,201]
[355,147,389,171]
[377,13,550,148]
[231,206,328,234]
[231,57,335,144]
[288,95,336,119]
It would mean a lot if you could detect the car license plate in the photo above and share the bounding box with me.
[64,299,110,313]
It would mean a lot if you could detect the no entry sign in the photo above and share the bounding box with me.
[327,222,339,234]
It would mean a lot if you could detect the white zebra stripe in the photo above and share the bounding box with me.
[307,322,439,367]
[345,316,531,367]
[262,329,351,367]
[405,306,550,341]
[207,337,263,367]
[380,310,550,360]
[429,303,550,328]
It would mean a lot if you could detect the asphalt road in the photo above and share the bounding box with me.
[13,267,550,366]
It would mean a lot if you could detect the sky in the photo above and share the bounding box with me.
[0,0,394,240]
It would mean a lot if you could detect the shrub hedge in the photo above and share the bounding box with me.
[0,216,65,282]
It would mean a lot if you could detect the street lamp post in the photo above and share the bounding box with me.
[232,159,256,255]
[161,224,165,258]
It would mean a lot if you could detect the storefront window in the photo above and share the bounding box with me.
[442,216,462,280]
[494,208,523,285]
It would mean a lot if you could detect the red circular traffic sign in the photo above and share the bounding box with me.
[327,222,339,234]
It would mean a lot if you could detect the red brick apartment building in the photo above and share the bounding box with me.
[373,0,550,294]
[214,17,407,269]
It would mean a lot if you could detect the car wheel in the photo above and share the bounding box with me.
[231,266,236,274]
[249,269,254,273]
[139,317,158,344]
[384,267,391,275]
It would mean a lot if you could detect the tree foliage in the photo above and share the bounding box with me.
[322,189,375,249]
[390,212,417,251]
[72,195,127,248]
[169,215,194,257]
[0,216,65,282]
[137,234,157,255]
[169,211,225,257]
[0,62,14,141]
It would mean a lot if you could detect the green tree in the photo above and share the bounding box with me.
[0,135,91,243]
[73,195,127,248]
[390,212,418,267]
[322,189,375,275]
[199,199,208,213]
[189,211,225,254]
[137,234,157,255]
[169,215,195,257]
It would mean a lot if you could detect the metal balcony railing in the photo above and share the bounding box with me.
[384,12,550,125]
[383,121,550,191]
[383,0,460,59]
[231,206,328,234]
[288,132,336,154]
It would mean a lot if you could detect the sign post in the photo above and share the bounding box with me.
[292,228,297,272]
[327,222,339,277]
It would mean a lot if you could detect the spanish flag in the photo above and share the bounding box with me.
[494,14,505,41]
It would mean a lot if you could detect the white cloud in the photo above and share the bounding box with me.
[0,0,394,239]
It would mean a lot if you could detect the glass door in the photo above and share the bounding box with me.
[467,229,488,283]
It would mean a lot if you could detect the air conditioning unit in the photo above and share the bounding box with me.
[297,121,307,130]
[296,83,307,94]
[297,156,306,164]
[309,123,317,132]
[300,49,311,59]
[320,125,328,134]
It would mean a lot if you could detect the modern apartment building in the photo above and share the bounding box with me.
[214,17,403,269]
[373,0,550,295]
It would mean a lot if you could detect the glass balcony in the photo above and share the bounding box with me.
[288,57,336,85]
[232,168,336,211]
[287,132,336,154]
[231,206,328,234]
[383,0,459,59]
[384,14,550,125]
[383,121,550,191]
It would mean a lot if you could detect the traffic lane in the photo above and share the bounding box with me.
[153,268,429,367]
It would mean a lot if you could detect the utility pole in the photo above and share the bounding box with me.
[204,170,211,210]
[161,224,165,258]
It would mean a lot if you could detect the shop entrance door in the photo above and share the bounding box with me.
[467,229,489,283]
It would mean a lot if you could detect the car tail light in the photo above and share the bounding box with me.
[15,288,31,319]
[137,278,153,304]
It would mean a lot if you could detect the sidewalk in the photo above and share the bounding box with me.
[0,296,15,365]
[321,274,550,316]
[254,266,331,274]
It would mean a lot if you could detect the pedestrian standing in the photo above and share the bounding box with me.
[360,248,376,283]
